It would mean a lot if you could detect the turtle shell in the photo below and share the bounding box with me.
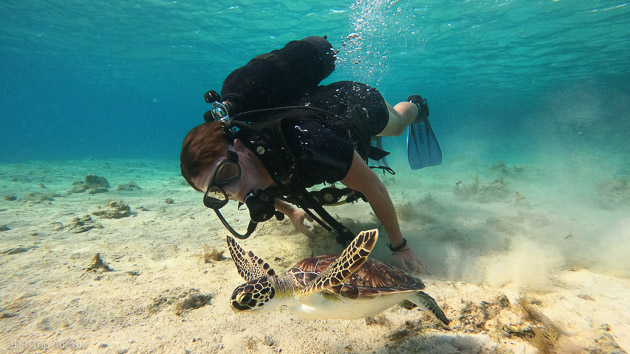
[289,255,425,300]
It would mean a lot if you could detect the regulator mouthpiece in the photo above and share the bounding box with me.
[245,190,276,223]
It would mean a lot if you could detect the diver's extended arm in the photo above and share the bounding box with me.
[340,151,424,273]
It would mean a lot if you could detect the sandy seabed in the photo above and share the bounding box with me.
[1,156,629,353]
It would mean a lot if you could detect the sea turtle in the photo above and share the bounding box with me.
[226,229,450,325]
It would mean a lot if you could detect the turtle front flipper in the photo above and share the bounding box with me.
[409,291,450,326]
[227,236,276,281]
[299,229,378,296]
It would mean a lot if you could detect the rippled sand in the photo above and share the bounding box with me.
[1,157,628,353]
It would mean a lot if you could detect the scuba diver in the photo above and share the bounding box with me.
[180,36,441,273]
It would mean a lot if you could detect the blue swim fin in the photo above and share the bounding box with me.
[407,117,442,170]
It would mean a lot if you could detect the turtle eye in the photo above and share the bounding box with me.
[237,292,252,306]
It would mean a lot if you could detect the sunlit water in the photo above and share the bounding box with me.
[1,0,628,165]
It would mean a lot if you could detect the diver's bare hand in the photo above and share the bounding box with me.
[393,247,425,274]
[274,200,314,236]
[287,208,314,236]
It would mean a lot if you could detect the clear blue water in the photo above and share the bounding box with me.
[1,0,629,165]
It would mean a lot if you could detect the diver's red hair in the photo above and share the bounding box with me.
[180,121,227,191]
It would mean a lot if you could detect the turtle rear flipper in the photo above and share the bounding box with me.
[409,291,450,326]
[299,229,378,296]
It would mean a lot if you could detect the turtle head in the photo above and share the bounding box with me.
[230,276,279,314]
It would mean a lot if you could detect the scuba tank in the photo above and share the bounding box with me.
[207,36,336,120]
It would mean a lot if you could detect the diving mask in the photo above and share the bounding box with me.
[203,150,241,210]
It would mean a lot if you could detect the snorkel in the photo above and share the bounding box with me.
[211,189,282,240]
[201,93,284,239]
